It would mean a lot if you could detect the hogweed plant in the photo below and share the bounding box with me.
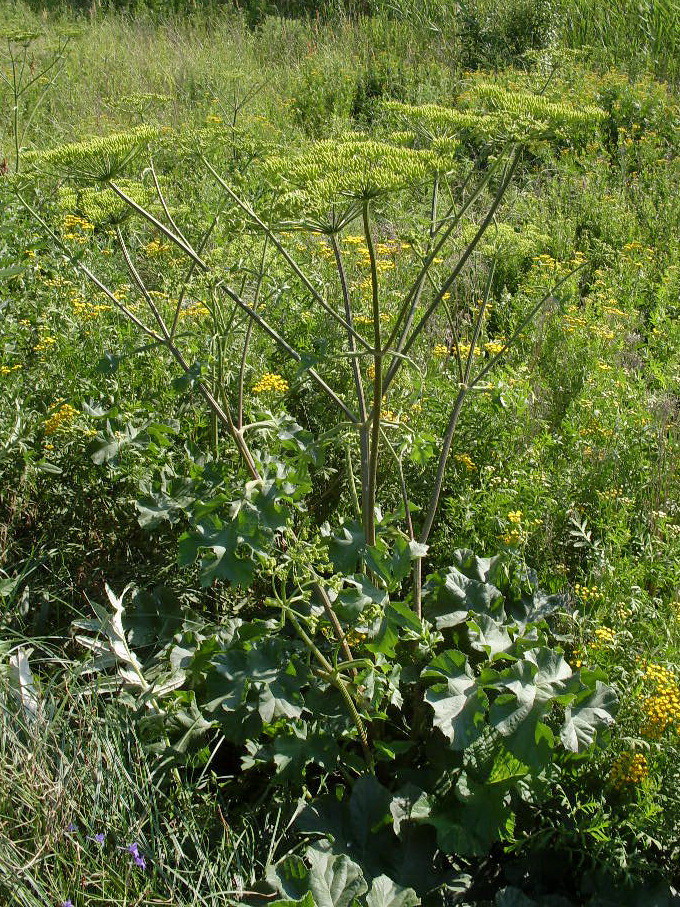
[13,93,618,895]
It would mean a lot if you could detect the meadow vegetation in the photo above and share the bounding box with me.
[0,0,679,904]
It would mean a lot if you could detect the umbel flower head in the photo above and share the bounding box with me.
[380,87,605,148]
[23,126,158,183]
[262,137,444,228]
[57,180,155,227]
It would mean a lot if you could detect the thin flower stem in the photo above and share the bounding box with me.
[285,610,373,771]
[380,427,414,541]
[114,229,260,479]
[331,233,370,512]
[383,152,506,358]
[108,181,208,271]
[202,158,373,353]
[149,157,189,246]
[363,199,381,546]
[311,581,356,675]
[15,192,165,342]
[238,236,269,429]
[383,147,521,397]
[218,281,358,423]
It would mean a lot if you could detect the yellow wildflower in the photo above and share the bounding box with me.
[609,752,648,789]
[252,373,289,395]
[44,403,78,436]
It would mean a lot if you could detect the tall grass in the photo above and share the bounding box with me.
[0,653,290,906]
[561,0,680,82]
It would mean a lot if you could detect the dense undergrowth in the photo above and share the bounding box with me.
[1,1,679,904]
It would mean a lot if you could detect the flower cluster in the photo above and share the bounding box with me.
[574,583,604,603]
[589,626,616,651]
[640,662,680,739]
[44,403,78,436]
[126,842,146,870]
[454,453,476,472]
[34,335,57,353]
[143,239,171,256]
[62,213,95,242]
[72,295,112,320]
[499,531,521,546]
[252,373,289,395]
[484,339,505,356]
[609,751,648,789]
[0,364,21,376]
[380,409,408,425]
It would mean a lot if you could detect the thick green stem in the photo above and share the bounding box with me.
[286,611,373,771]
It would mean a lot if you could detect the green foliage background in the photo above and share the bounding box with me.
[0,0,679,904]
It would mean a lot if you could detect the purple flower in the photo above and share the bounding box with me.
[90,832,105,845]
[62,901,74,907]
[65,823,77,833]
[126,842,147,870]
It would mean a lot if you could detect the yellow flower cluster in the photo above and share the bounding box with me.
[640,662,680,739]
[484,340,505,356]
[507,510,523,524]
[455,453,476,472]
[380,409,408,424]
[574,583,604,602]
[0,364,21,376]
[340,235,408,273]
[62,213,94,242]
[589,626,616,651]
[613,602,633,621]
[144,239,171,255]
[345,628,369,646]
[72,296,112,320]
[609,752,648,789]
[620,241,655,263]
[597,487,624,500]
[44,403,78,436]
[179,301,210,322]
[433,344,449,358]
[34,335,57,353]
[252,373,289,395]
[457,342,481,358]
[532,253,562,273]
[500,531,522,546]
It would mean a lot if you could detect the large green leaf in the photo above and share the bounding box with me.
[560,680,617,752]
[423,651,488,750]
[423,561,503,630]
[270,896,316,907]
[307,844,368,907]
[328,522,366,573]
[267,854,310,902]
[430,773,514,857]
[468,614,514,660]
[272,729,340,776]
[365,875,419,907]
[487,649,574,767]
[333,576,388,622]
[366,599,423,657]
[179,518,258,587]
